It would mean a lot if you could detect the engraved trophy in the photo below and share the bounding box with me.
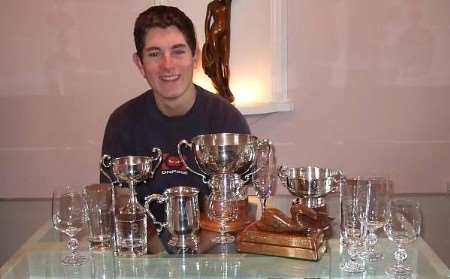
[178,133,263,244]
[100,148,162,256]
[278,166,343,235]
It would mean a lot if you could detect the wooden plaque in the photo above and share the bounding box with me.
[235,221,327,261]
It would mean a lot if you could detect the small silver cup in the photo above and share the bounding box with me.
[83,184,113,250]
[278,166,342,208]
[145,186,200,249]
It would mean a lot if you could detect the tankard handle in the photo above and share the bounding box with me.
[177,139,209,184]
[144,193,167,234]
[100,154,122,188]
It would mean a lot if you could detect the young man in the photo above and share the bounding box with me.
[101,6,250,220]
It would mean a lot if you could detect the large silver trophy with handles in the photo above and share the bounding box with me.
[178,133,264,244]
[100,148,162,256]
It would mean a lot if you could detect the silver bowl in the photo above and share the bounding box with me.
[178,133,258,178]
[110,156,155,183]
[100,148,162,186]
[278,166,342,198]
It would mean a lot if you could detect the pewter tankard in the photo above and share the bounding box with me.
[145,186,200,249]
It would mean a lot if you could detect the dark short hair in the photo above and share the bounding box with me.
[134,5,197,59]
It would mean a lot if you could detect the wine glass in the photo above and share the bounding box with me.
[384,199,422,278]
[252,139,276,214]
[52,186,88,265]
[339,178,367,273]
[356,177,391,262]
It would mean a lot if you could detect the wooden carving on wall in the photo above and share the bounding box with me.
[202,0,234,103]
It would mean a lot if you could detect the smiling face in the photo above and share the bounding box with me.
[133,26,197,116]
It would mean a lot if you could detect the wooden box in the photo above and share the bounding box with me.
[235,221,327,261]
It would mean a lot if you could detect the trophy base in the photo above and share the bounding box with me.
[212,232,235,244]
[292,198,334,238]
[168,234,199,250]
[236,221,326,261]
[293,197,326,209]
[200,214,254,233]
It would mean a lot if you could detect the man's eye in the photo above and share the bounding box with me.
[173,49,186,56]
[148,51,160,57]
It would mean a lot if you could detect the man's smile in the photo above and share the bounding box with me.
[160,74,180,82]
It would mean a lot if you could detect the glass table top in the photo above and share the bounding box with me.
[1,220,448,279]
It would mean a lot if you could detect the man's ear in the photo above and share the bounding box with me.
[193,46,201,69]
[132,53,145,77]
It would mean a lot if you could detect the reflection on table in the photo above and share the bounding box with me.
[0,196,448,279]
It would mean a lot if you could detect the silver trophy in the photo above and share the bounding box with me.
[278,166,342,208]
[101,152,162,188]
[177,133,263,243]
[100,148,162,256]
[278,166,343,235]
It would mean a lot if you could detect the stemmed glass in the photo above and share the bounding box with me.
[384,199,422,278]
[207,191,239,244]
[51,186,88,266]
[356,177,390,262]
[252,139,276,214]
[339,178,368,273]
[206,173,241,244]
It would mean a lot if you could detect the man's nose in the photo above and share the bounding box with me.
[161,53,174,68]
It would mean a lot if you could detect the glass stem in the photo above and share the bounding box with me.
[394,246,408,266]
[67,237,80,259]
[366,229,378,252]
[259,197,267,214]
[129,181,137,204]
[348,244,358,262]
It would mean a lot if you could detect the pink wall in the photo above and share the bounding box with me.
[1,1,449,197]
[249,0,450,194]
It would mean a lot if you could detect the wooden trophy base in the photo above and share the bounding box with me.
[236,221,327,261]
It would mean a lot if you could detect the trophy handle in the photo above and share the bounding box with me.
[100,154,122,187]
[278,165,288,188]
[148,147,163,178]
[144,193,167,234]
[177,139,209,184]
[243,139,272,183]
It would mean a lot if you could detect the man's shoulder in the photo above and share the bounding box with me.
[194,85,250,134]
[109,91,151,121]
[196,86,240,113]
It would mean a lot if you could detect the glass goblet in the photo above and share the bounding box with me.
[384,199,422,278]
[208,193,238,244]
[52,186,88,266]
[252,139,276,214]
[356,177,390,262]
[207,192,239,244]
[339,178,367,273]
